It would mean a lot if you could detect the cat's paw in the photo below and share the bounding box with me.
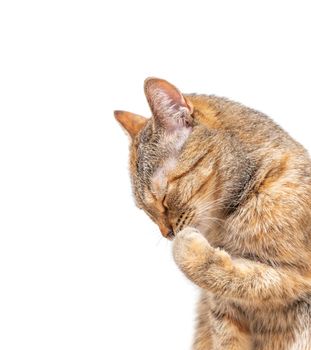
[173,227,213,273]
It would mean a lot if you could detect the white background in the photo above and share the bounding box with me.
[0,1,311,349]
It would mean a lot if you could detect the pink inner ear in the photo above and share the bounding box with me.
[144,78,193,130]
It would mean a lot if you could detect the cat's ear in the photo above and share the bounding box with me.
[114,110,147,139]
[144,77,193,131]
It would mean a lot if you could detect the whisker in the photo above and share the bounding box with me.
[156,236,163,246]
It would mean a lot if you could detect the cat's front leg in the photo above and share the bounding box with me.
[173,227,231,287]
[173,226,311,305]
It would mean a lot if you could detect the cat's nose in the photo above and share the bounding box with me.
[159,224,175,240]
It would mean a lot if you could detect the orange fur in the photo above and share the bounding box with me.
[115,78,311,349]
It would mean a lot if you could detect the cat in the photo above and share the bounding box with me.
[114,77,311,349]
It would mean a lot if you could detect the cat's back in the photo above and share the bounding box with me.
[186,93,306,154]
[186,94,311,269]
[187,93,311,196]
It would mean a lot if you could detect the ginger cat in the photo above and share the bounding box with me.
[114,78,311,349]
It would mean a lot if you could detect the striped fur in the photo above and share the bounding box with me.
[115,78,311,349]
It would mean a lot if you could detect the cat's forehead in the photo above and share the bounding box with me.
[132,121,193,209]
[135,123,166,184]
[139,120,154,143]
[135,121,191,180]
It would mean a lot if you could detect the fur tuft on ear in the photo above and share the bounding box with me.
[144,77,193,131]
[114,110,147,139]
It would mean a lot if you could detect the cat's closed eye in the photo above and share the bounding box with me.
[115,76,311,349]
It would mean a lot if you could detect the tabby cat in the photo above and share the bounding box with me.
[114,77,311,349]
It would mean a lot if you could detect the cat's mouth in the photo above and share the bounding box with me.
[166,229,175,240]
[159,225,175,240]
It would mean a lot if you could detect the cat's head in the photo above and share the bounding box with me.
[115,78,228,239]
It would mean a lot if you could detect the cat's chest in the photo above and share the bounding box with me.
[203,218,282,265]
[209,227,275,265]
